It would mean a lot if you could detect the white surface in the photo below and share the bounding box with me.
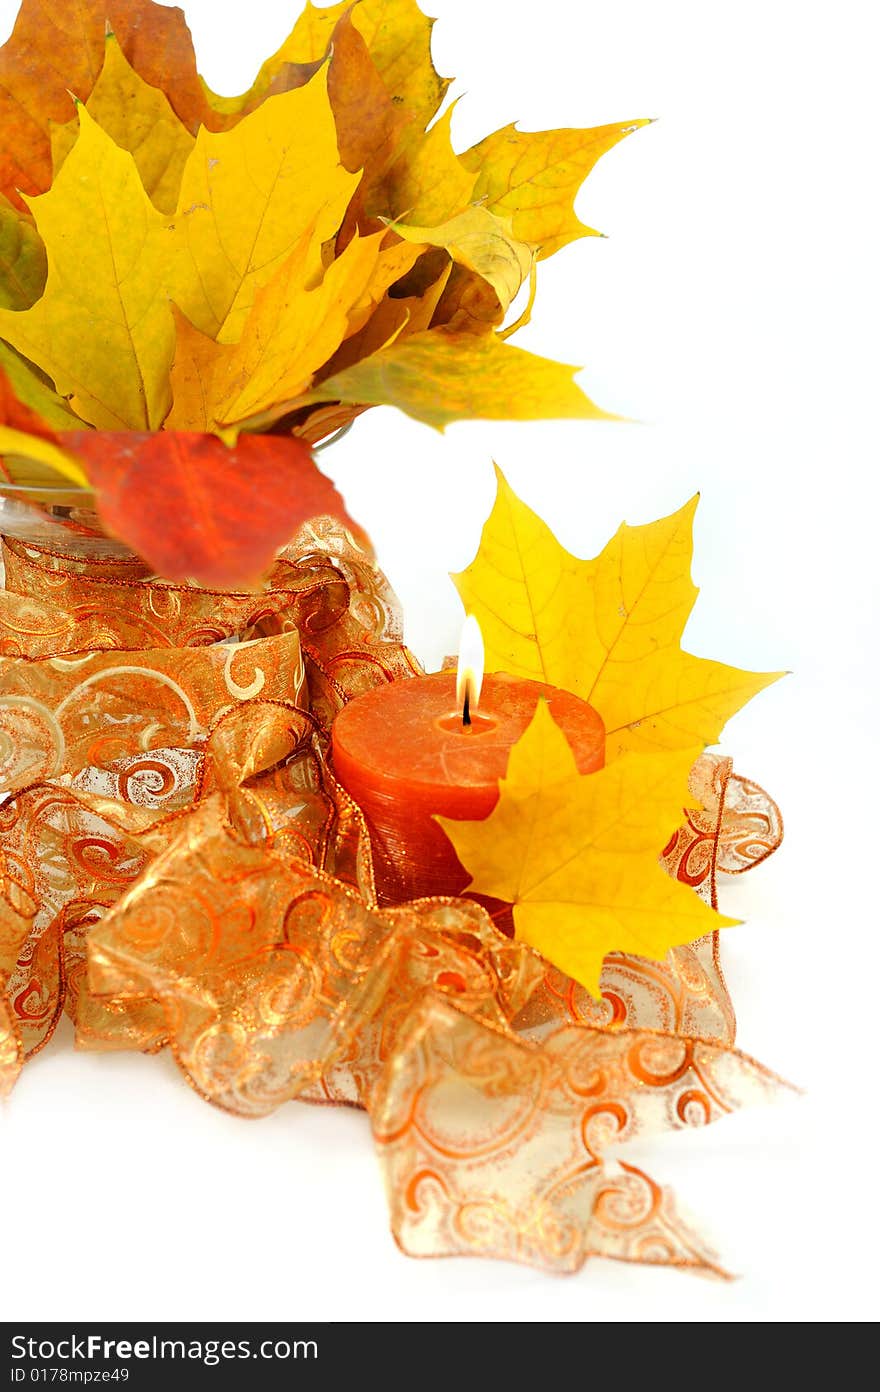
[2,0,878,1324]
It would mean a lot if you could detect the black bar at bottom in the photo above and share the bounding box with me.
[2,1320,714,1379]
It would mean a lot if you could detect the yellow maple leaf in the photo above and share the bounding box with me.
[246,5,466,231]
[192,232,393,434]
[437,700,735,995]
[164,307,217,433]
[209,1,346,120]
[454,468,784,759]
[166,70,359,345]
[303,330,610,428]
[212,0,448,152]
[462,120,652,258]
[50,32,195,215]
[280,0,351,61]
[168,234,428,433]
[0,106,174,430]
[349,0,450,132]
[380,104,475,226]
[323,261,452,377]
[392,207,534,318]
[263,0,449,133]
[343,236,426,337]
[454,463,590,689]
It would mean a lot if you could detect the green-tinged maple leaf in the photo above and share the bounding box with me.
[0,345,85,431]
[0,364,88,485]
[302,330,610,429]
[0,197,46,310]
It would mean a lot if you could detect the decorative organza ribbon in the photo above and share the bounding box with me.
[0,523,789,1276]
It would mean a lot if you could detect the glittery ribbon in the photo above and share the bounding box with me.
[0,522,788,1276]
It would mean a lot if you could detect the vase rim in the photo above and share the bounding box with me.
[0,482,95,495]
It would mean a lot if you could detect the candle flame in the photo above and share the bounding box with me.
[456,615,484,718]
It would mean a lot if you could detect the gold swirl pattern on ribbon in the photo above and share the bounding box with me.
[0,519,787,1277]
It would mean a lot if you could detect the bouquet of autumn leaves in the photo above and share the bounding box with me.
[0,0,647,586]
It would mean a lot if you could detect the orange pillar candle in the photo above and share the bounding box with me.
[331,631,605,908]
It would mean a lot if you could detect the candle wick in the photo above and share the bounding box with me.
[462,686,472,727]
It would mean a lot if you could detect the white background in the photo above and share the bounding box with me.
[2,0,878,1323]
